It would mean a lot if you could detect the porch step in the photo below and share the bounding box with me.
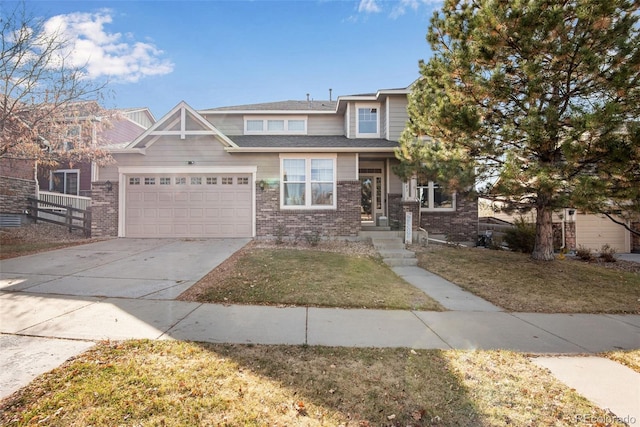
[361,230,418,268]
[358,230,403,240]
[383,257,418,267]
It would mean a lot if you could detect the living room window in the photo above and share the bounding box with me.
[50,169,79,195]
[418,180,456,211]
[280,155,336,209]
[245,116,307,134]
[356,104,379,137]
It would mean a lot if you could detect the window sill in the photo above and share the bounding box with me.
[280,205,337,211]
[421,208,456,213]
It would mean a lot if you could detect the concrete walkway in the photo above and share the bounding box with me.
[1,238,639,419]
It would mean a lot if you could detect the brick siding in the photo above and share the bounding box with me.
[0,158,35,181]
[91,181,118,237]
[419,194,478,243]
[0,176,36,215]
[256,180,361,240]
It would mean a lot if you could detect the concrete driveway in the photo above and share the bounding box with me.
[0,238,250,299]
[0,237,249,398]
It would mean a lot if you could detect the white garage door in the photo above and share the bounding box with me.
[125,174,252,238]
[575,213,629,253]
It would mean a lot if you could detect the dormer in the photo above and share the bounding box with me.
[337,86,411,141]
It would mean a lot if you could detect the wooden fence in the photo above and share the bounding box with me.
[27,196,92,237]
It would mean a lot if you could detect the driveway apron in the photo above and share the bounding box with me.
[0,238,250,299]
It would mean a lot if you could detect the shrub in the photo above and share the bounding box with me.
[576,245,594,261]
[304,231,321,247]
[599,244,617,263]
[275,225,286,245]
[503,218,536,253]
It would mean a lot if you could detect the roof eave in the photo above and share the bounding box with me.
[109,148,146,155]
[224,146,396,153]
[200,109,335,115]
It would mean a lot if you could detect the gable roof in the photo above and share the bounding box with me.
[124,101,237,151]
[201,100,336,114]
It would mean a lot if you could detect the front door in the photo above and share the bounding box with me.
[360,175,383,223]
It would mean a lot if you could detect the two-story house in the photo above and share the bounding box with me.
[91,84,478,243]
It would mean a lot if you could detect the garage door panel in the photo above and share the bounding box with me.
[158,208,172,218]
[175,193,188,202]
[126,208,142,219]
[205,193,220,202]
[125,173,253,238]
[127,192,143,202]
[189,192,204,202]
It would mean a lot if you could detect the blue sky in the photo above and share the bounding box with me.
[25,0,440,118]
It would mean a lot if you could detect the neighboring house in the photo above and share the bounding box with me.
[0,104,154,225]
[92,84,478,243]
[479,199,639,253]
[37,106,155,198]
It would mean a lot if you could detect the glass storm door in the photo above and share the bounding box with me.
[360,175,383,223]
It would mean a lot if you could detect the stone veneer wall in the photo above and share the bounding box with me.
[91,181,119,237]
[387,193,403,228]
[553,221,576,251]
[0,176,36,215]
[419,194,478,243]
[256,180,361,240]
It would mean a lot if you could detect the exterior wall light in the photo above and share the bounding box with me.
[105,180,113,192]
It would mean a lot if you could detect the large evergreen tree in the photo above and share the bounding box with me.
[396,0,640,260]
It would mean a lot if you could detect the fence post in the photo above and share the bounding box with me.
[66,205,72,233]
[84,208,92,238]
[30,198,38,223]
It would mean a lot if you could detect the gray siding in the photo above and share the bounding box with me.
[337,153,357,180]
[203,114,244,135]
[380,101,388,140]
[388,158,403,193]
[387,96,408,141]
[100,136,277,181]
[307,114,344,135]
[100,137,357,182]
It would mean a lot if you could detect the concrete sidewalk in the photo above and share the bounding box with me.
[2,291,638,352]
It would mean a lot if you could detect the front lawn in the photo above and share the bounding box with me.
[416,246,640,313]
[179,244,443,311]
[1,340,624,427]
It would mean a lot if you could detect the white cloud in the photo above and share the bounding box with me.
[390,0,421,18]
[42,10,174,83]
[358,0,382,14]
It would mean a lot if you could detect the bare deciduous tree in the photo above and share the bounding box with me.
[0,2,113,168]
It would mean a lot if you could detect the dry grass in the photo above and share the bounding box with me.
[415,245,640,313]
[604,349,640,373]
[0,223,102,260]
[179,243,443,311]
[1,340,624,427]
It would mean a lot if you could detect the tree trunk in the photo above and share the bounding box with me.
[532,202,555,261]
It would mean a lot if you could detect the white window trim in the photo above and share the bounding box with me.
[244,115,308,135]
[417,180,456,212]
[280,154,337,210]
[50,169,80,195]
[355,103,380,138]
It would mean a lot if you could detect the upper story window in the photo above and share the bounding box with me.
[244,116,307,135]
[418,180,456,211]
[356,104,379,137]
